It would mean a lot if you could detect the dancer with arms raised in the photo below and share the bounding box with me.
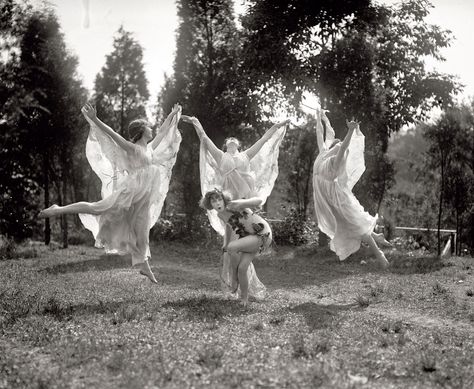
[40,103,182,282]
[182,115,289,299]
[311,107,390,267]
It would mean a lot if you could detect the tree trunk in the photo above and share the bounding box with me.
[43,153,51,245]
[437,155,445,256]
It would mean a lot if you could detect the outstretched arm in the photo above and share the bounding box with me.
[314,109,325,153]
[181,115,224,164]
[333,120,358,170]
[150,103,181,150]
[81,103,135,153]
[245,119,290,160]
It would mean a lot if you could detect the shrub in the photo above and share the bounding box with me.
[271,207,317,246]
[151,213,218,244]
[0,235,17,260]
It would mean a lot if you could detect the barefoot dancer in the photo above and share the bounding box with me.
[40,103,182,282]
[182,115,289,299]
[200,189,272,307]
[311,107,390,267]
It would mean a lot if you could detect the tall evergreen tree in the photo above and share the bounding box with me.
[94,26,149,135]
[15,7,87,246]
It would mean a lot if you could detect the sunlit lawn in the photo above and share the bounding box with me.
[1,241,473,388]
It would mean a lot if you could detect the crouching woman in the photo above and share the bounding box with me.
[200,189,272,307]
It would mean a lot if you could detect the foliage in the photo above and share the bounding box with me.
[241,0,459,212]
[0,235,17,260]
[282,119,318,217]
[424,107,474,254]
[1,3,87,242]
[94,26,149,135]
[150,213,220,245]
[159,0,261,221]
[271,207,317,246]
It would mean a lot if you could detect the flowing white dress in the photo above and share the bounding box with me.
[312,123,376,260]
[200,127,286,299]
[78,114,182,265]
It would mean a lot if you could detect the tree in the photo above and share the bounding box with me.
[0,0,44,240]
[283,119,318,217]
[424,109,467,255]
[15,6,88,246]
[160,0,258,224]
[241,0,459,214]
[94,26,149,135]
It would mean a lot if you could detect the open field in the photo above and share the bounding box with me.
[1,242,473,388]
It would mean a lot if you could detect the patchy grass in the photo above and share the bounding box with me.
[0,241,473,388]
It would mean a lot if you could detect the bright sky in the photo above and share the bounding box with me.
[42,0,474,110]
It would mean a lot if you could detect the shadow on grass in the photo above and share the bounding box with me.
[41,253,131,274]
[288,301,357,331]
[388,253,446,275]
[162,294,247,322]
[259,246,386,289]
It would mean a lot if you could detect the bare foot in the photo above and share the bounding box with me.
[39,204,60,218]
[139,261,157,284]
[373,232,393,248]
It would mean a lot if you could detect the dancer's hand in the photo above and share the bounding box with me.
[181,115,196,124]
[181,115,203,130]
[81,102,97,121]
[277,118,291,127]
[172,103,181,115]
[346,119,359,131]
[226,200,241,211]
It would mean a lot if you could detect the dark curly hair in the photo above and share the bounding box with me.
[128,118,150,143]
[199,189,233,210]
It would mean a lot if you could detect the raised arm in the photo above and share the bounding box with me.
[314,109,325,153]
[333,120,358,171]
[245,119,290,161]
[181,115,224,164]
[81,103,135,153]
[150,104,181,150]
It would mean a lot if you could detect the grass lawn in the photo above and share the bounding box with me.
[1,241,473,388]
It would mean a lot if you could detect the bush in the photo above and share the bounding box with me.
[67,229,95,246]
[0,235,17,260]
[151,212,219,245]
[271,207,317,246]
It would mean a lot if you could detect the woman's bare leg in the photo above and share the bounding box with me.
[362,233,389,268]
[229,252,240,293]
[237,252,256,307]
[137,260,157,284]
[39,202,101,218]
[133,202,157,284]
[226,236,261,306]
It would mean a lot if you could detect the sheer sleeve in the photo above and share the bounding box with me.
[200,139,226,235]
[249,125,286,204]
[148,110,182,228]
[337,125,365,191]
[79,117,133,236]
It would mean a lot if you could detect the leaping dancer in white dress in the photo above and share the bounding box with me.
[311,106,391,267]
[40,103,182,282]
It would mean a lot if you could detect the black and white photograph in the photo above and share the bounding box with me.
[1,0,473,387]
